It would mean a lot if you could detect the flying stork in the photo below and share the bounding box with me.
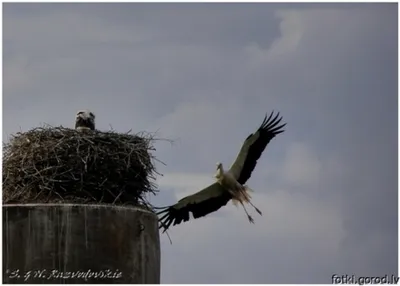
[75,109,95,131]
[156,111,286,232]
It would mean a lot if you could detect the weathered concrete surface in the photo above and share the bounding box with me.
[3,204,160,284]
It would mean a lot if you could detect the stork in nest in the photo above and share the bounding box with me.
[75,109,95,131]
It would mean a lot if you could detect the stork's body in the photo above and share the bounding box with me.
[215,162,262,223]
[156,111,286,232]
[215,163,240,191]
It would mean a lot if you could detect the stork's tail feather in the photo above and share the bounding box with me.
[230,185,254,207]
[231,198,240,207]
[243,185,254,192]
[230,186,263,217]
[240,187,252,203]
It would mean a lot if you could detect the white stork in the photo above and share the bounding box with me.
[156,111,286,232]
[75,110,95,131]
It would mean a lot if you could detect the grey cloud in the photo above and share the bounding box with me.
[3,3,397,283]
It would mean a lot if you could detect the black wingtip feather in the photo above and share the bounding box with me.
[261,111,286,134]
[237,111,286,184]
[155,190,232,233]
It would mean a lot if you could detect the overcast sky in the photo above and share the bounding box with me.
[3,3,398,283]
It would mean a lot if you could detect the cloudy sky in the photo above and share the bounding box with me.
[3,3,398,283]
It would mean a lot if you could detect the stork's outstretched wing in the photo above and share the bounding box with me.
[229,111,286,184]
[156,182,231,232]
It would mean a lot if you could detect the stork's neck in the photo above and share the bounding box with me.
[215,163,225,179]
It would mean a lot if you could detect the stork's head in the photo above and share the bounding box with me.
[75,109,95,131]
[214,162,224,179]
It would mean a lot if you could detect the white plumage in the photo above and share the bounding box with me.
[75,110,95,131]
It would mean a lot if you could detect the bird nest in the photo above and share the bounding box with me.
[3,126,161,208]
